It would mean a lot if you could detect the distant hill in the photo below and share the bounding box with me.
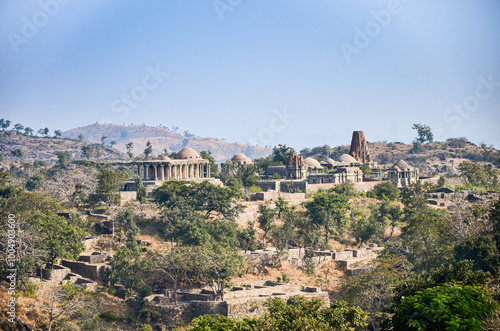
[0,130,127,166]
[63,124,272,163]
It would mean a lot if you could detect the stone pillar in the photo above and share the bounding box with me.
[168,165,172,181]
[137,165,141,178]
[158,165,164,181]
[207,164,210,178]
[143,165,148,180]
[153,165,158,181]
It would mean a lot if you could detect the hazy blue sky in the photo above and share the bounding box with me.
[1,0,499,150]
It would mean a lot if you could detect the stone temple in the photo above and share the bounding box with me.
[123,147,219,192]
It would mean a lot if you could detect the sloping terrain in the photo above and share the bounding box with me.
[63,124,272,163]
[0,131,127,166]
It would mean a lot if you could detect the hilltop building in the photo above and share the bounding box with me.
[122,147,219,194]
[387,159,419,187]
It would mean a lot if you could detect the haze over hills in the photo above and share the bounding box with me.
[63,124,272,163]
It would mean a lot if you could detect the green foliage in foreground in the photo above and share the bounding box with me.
[184,296,367,331]
[392,284,498,331]
[367,181,400,201]
[392,260,491,307]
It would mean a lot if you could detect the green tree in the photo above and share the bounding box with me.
[274,197,291,219]
[14,123,24,134]
[37,215,85,269]
[135,176,147,203]
[125,142,134,159]
[340,255,410,329]
[272,144,296,165]
[24,127,34,136]
[77,134,84,141]
[305,192,351,247]
[331,182,359,197]
[437,175,446,188]
[106,234,149,298]
[454,237,500,277]
[195,246,243,301]
[367,181,399,201]
[392,260,491,307]
[0,118,11,131]
[350,207,385,248]
[401,210,453,272]
[81,145,95,160]
[412,123,434,143]
[237,221,258,253]
[458,161,499,190]
[200,150,218,173]
[401,181,434,219]
[54,129,62,138]
[153,246,194,304]
[257,203,275,247]
[96,169,128,206]
[55,151,71,166]
[144,140,153,160]
[392,285,497,331]
[26,173,45,191]
[100,135,107,146]
[109,140,117,148]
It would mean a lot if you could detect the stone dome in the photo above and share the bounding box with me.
[390,159,413,171]
[159,155,171,161]
[175,147,201,160]
[231,153,253,164]
[326,158,338,165]
[338,154,358,163]
[304,157,323,169]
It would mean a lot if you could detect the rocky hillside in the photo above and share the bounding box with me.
[63,124,272,163]
[0,131,127,166]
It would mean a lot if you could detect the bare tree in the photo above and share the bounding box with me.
[445,193,492,241]
[36,284,86,331]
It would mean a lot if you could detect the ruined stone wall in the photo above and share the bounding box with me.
[279,180,308,193]
[62,260,108,282]
[256,181,280,192]
[38,265,70,283]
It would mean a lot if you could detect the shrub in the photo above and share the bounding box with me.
[249,185,263,193]
[99,311,124,323]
